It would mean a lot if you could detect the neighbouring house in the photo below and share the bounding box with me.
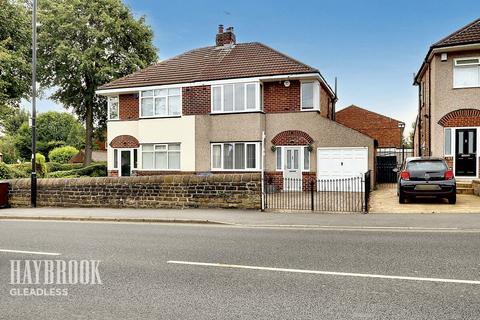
[414,18,480,179]
[69,150,107,164]
[96,25,374,190]
[336,105,405,148]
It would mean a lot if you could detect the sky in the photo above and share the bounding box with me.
[31,0,480,135]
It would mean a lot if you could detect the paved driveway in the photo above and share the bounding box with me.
[370,184,480,213]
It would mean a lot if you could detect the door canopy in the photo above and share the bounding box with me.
[438,109,480,127]
[271,130,314,146]
[109,135,139,148]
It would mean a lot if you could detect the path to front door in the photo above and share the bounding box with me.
[455,128,477,177]
[283,146,302,191]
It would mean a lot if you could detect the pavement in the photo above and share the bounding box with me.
[1,220,479,319]
[2,207,480,230]
[369,184,480,214]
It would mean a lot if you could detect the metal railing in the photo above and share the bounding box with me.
[264,171,371,213]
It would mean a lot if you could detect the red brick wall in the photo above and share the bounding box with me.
[438,109,480,127]
[119,94,139,120]
[182,86,211,115]
[110,135,139,148]
[265,172,283,191]
[108,170,118,177]
[320,86,332,119]
[264,80,301,113]
[271,131,313,146]
[336,106,403,148]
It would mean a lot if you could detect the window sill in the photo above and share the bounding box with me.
[135,169,181,171]
[300,108,320,112]
[453,86,480,90]
[139,115,182,119]
[210,170,261,173]
[210,110,264,115]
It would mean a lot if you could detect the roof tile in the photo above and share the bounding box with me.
[99,42,318,90]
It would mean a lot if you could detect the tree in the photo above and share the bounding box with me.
[14,111,85,160]
[0,0,31,117]
[1,107,29,136]
[38,0,157,165]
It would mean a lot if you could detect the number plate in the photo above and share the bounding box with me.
[414,184,441,191]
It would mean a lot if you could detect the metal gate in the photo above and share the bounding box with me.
[376,147,413,184]
[264,171,371,213]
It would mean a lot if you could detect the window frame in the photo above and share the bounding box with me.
[276,145,311,172]
[453,57,480,89]
[300,80,321,111]
[210,142,261,171]
[444,128,453,156]
[140,143,181,171]
[139,88,182,118]
[107,96,119,120]
[211,82,261,114]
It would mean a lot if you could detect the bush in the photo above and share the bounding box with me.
[46,162,107,178]
[35,153,48,178]
[0,163,15,179]
[48,146,79,164]
[0,135,21,164]
[46,162,83,172]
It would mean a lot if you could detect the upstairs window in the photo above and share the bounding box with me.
[140,88,181,117]
[454,58,480,88]
[211,83,259,113]
[108,96,119,120]
[301,81,320,110]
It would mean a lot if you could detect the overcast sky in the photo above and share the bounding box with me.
[30,0,480,135]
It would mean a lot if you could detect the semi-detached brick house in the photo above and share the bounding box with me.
[414,18,480,179]
[336,105,405,148]
[96,25,374,190]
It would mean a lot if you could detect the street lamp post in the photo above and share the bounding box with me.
[31,0,37,208]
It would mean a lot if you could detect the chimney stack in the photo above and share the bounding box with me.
[216,25,236,46]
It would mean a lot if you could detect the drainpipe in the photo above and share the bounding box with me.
[261,130,266,211]
[428,62,432,156]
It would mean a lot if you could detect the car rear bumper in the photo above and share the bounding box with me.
[400,181,456,197]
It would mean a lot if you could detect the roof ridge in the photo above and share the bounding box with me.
[432,17,480,47]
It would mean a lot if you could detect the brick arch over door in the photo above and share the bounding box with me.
[271,130,314,146]
[438,109,480,127]
[109,135,140,148]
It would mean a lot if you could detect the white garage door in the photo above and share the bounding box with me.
[317,147,368,191]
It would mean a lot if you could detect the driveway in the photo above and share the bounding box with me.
[370,184,480,213]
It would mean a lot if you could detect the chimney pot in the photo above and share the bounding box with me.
[215,25,236,46]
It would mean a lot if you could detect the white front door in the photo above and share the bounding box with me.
[283,147,302,191]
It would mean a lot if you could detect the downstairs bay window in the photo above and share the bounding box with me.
[211,142,260,171]
[142,143,181,170]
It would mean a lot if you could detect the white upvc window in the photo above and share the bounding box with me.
[141,143,181,170]
[453,57,480,88]
[275,146,310,172]
[444,128,453,156]
[140,88,181,118]
[300,80,320,111]
[211,142,260,171]
[211,82,260,113]
[108,96,119,120]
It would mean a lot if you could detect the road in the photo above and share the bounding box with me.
[1,220,479,319]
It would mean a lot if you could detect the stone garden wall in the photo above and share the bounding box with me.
[6,174,261,210]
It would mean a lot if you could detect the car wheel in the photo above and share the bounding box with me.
[399,192,406,204]
[448,195,456,205]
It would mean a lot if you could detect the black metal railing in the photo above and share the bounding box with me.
[264,171,371,213]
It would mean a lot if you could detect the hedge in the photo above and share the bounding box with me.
[46,163,107,178]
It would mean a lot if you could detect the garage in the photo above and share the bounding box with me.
[317,147,368,191]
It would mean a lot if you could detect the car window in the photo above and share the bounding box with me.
[406,161,446,171]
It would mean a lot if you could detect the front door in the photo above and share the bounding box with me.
[283,147,302,191]
[455,129,477,177]
[120,150,132,177]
